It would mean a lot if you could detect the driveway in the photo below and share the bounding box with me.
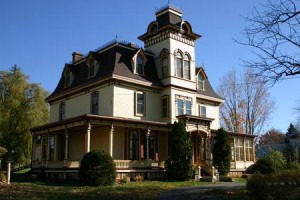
[158,182,246,200]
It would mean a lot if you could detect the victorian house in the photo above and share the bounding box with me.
[31,5,255,179]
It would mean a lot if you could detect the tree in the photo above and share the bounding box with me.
[239,0,300,83]
[166,121,193,181]
[218,68,274,136]
[212,128,231,176]
[286,123,299,138]
[257,129,286,147]
[0,66,49,165]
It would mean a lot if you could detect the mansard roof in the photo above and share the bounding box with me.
[46,41,163,103]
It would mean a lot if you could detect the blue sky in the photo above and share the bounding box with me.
[0,0,299,133]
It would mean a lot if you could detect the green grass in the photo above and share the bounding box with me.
[0,179,210,200]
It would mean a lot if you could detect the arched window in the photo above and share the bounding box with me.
[160,50,169,78]
[89,58,95,78]
[182,24,188,33]
[59,102,65,121]
[183,54,190,79]
[150,24,158,33]
[176,51,183,78]
[137,55,144,75]
[91,92,99,115]
[198,73,204,90]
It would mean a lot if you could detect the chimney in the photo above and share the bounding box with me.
[72,52,83,63]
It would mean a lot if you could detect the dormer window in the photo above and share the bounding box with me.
[64,68,73,88]
[88,58,99,78]
[198,73,204,90]
[137,55,144,75]
[160,49,169,78]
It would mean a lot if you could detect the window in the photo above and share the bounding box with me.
[235,137,244,161]
[137,55,144,75]
[162,96,169,118]
[230,138,235,161]
[176,52,183,78]
[128,129,157,160]
[42,136,48,161]
[65,69,71,87]
[183,54,190,79]
[59,102,65,121]
[198,73,204,90]
[245,138,254,161]
[135,92,145,116]
[160,50,169,78]
[186,100,191,115]
[199,105,206,118]
[89,59,95,78]
[91,92,99,115]
[49,135,55,161]
[177,99,184,115]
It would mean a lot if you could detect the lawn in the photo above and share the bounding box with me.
[0,169,212,200]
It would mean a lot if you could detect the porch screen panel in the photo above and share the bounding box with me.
[229,138,235,161]
[129,130,139,160]
[245,138,254,161]
[234,137,244,161]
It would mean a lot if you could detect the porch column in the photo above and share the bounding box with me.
[85,123,91,153]
[109,123,114,157]
[146,127,151,161]
[64,129,69,161]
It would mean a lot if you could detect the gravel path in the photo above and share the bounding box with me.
[158,182,246,200]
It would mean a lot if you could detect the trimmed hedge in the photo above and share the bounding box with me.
[79,149,116,186]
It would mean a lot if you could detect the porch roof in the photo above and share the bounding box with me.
[177,114,214,127]
[31,114,172,134]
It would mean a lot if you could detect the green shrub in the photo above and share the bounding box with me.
[288,161,300,170]
[166,121,193,181]
[119,176,130,184]
[79,149,116,186]
[264,150,287,172]
[250,158,275,174]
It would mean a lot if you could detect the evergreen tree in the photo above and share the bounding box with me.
[212,128,231,176]
[286,123,299,139]
[0,66,49,165]
[166,121,193,181]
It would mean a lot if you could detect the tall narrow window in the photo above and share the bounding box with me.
[59,102,65,121]
[186,100,192,115]
[177,99,184,116]
[198,74,204,90]
[230,138,235,161]
[129,130,139,160]
[89,58,95,78]
[49,135,55,161]
[135,92,145,116]
[162,96,169,118]
[176,52,183,78]
[245,138,254,161]
[91,92,99,115]
[161,50,169,78]
[235,137,244,161]
[183,54,190,79]
[199,105,206,118]
[137,55,144,75]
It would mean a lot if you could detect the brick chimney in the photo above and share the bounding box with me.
[72,52,83,63]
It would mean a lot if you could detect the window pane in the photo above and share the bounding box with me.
[129,130,139,160]
[178,99,184,115]
[200,106,206,118]
[136,93,144,115]
[162,97,168,118]
[184,60,190,79]
[137,56,143,74]
[162,57,168,77]
[89,59,95,77]
[176,57,182,78]
[186,100,191,115]
[198,74,204,90]
[91,93,99,115]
